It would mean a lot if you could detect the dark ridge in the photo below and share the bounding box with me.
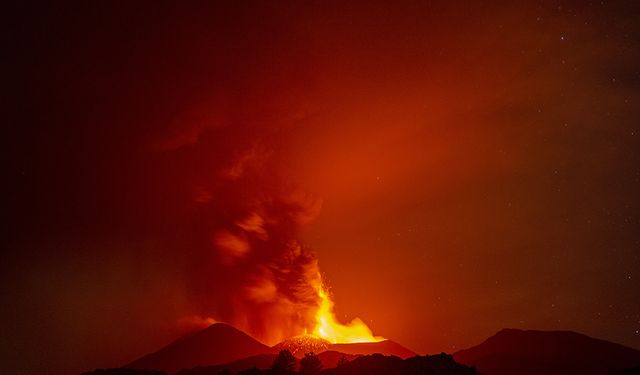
[454,328,640,375]
[177,353,480,375]
[127,323,274,374]
[329,340,416,359]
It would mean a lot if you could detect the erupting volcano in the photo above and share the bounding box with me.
[267,272,385,356]
[9,3,640,375]
[128,321,414,373]
[181,139,387,348]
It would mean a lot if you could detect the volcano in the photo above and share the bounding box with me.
[127,323,274,373]
[127,324,416,373]
[453,328,640,375]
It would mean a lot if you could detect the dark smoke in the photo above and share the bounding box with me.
[153,96,324,344]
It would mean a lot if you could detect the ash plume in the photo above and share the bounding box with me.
[201,143,323,344]
[153,90,326,344]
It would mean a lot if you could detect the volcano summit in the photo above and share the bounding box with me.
[127,323,415,373]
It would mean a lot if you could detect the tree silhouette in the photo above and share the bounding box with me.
[336,355,349,367]
[299,352,322,375]
[271,350,296,373]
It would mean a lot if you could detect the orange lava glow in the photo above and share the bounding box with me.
[311,273,384,344]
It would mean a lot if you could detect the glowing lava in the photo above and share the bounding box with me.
[273,335,330,357]
[310,273,384,344]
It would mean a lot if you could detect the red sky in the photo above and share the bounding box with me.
[3,2,640,374]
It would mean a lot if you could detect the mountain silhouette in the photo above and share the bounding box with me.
[172,337,415,374]
[127,323,274,373]
[453,328,640,375]
[329,340,416,359]
[126,323,417,374]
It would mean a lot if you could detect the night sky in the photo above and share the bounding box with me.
[2,2,640,375]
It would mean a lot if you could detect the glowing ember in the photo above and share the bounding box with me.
[311,273,384,344]
[273,335,330,357]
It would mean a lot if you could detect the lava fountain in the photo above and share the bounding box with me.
[274,271,384,356]
[310,272,384,344]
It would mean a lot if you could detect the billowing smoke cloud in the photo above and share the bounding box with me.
[201,143,324,344]
[153,90,326,344]
[207,144,324,344]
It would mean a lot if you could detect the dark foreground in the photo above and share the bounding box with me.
[83,353,480,375]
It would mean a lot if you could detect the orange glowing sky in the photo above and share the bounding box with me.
[3,2,640,375]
